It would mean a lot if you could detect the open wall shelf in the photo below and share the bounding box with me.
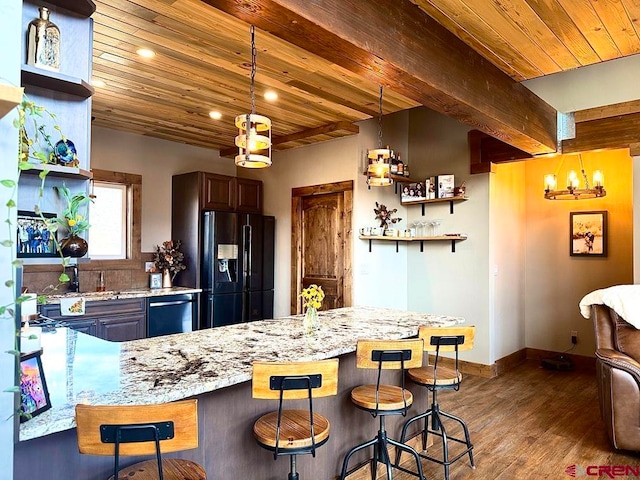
[401,195,468,214]
[359,234,467,253]
[21,163,92,180]
[0,85,23,119]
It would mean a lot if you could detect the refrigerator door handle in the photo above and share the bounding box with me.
[242,224,252,286]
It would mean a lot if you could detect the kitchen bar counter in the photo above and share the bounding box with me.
[20,306,462,442]
[15,306,464,480]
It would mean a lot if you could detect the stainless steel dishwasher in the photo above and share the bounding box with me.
[147,293,197,337]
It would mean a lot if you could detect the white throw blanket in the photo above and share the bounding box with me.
[579,285,640,328]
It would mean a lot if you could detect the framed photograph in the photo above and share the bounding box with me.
[17,210,58,258]
[570,211,608,257]
[150,272,163,289]
[19,350,51,422]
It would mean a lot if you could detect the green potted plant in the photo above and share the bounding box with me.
[52,183,91,257]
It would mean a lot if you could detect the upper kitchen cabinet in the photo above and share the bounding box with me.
[202,172,236,211]
[235,177,262,214]
[175,172,263,213]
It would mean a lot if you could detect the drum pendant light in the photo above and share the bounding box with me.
[235,25,272,168]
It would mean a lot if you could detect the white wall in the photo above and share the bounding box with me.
[0,1,22,475]
[406,108,492,364]
[353,111,410,310]
[523,53,640,112]
[490,162,526,362]
[91,126,234,251]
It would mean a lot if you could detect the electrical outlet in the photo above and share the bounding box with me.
[571,330,578,345]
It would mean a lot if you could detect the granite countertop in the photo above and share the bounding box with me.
[19,306,464,442]
[41,286,202,304]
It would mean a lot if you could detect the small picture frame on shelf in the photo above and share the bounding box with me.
[437,174,455,198]
[401,182,426,202]
[17,210,58,258]
[426,177,436,199]
[19,349,51,422]
[150,272,163,289]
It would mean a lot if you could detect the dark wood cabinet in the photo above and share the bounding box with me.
[65,318,97,336]
[39,298,146,342]
[98,313,146,342]
[202,173,235,211]
[236,177,262,213]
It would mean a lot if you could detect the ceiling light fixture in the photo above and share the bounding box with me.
[234,25,272,168]
[264,90,278,102]
[209,111,222,120]
[366,85,392,188]
[136,48,155,59]
[544,154,605,200]
[91,79,105,88]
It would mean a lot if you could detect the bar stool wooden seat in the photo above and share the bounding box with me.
[75,399,206,480]
[252,359,339,480]
[396,326,475,480]
[340,339,425,480]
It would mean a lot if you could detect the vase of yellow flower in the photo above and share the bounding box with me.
[300,284,324,334]
[53,183,91,257]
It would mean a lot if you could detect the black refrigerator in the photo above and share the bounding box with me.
[200,211,274,328]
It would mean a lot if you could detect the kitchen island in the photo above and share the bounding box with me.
[14,306,464,480]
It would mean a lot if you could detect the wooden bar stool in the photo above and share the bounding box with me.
[396,326,475,480]
[252,359,339,480]
[75,399,206,480]
[340,339,425,480]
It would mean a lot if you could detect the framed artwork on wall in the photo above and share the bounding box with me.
[17,210,58,258]
[570,211,608,257]
[19,349,51,422]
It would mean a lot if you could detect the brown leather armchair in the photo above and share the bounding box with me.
[592,304,640,451]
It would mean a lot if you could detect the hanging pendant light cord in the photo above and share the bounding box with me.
[579,154,591,189]
[250,25,256,116]
[378,85,383,148]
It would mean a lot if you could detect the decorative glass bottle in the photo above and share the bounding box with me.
[27,7,61,72]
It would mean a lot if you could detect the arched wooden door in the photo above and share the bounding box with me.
[291,181,353,314]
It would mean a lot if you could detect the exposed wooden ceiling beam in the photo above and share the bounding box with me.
[562,112,640,154]
[574,99,640,123]
[220,120,360,157]
[203,0,557,155]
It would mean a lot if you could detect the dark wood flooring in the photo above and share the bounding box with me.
[387,360,640,480]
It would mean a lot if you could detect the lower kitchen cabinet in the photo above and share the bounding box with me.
[98,313,146,341]
[39,298,146,342]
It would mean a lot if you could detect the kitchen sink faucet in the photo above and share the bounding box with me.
[67,265,79,292]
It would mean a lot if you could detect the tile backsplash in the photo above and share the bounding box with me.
[23,253,155,294]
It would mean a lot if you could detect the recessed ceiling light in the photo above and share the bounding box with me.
[91,79,106,88]
[264,90,278,101]
[136,48,156,59]
[209,111,222,120]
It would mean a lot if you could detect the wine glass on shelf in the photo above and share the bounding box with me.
[419,221,429,237]
[410,221,419,238]
[431,219,442,237]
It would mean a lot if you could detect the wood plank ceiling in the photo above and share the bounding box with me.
[91,0,640,154]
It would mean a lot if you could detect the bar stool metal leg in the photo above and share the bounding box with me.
[341,415,426,480]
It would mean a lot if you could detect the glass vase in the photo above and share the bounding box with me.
[303,307,319,334]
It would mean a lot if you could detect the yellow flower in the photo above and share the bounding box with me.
[76,214,83,221]
[68,219,77,227]
[299,284,325,310]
